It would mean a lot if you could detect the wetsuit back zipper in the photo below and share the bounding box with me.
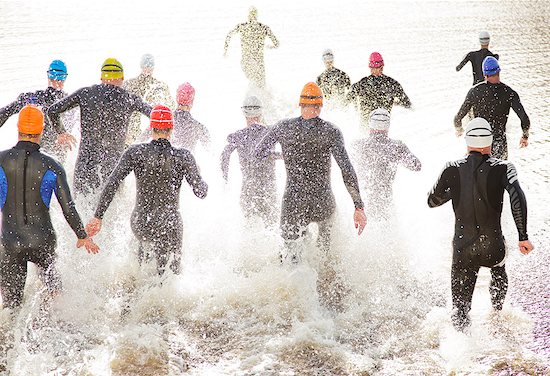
[23,152,29,224]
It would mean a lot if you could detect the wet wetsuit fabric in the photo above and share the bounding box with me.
[454,81,530,160]
[225,21,279,88]
[316,67,351,105]
[94,138,207,275]
[123,73,174,145]
[347,75,411,127]
[0,141,87,308]
[47,84,152,194]
[428,152,528,330]
[352,133,420,218]
[255,116,363,248]
[221,123,278,223]
[172,110,210,152]
[456,49,499,85]
[0,87,71,161]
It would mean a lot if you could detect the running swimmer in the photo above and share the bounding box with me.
[456,31,499,85]
[224,6,280,88]
[352,108,421,219]
[86,105,208,275]
[454,56,530,159]
[347,52,412,129]
[0,60,75,162]
[221,96,279,225]
[316,49,351,107]
[428,118,534,331]
[0,105,99,310]
[123,54,174,146]
[255,82,367,263]
[47,58,152,195]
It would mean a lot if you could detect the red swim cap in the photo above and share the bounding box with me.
[176,82,195,105]
[150,105,173,129]
[369,52,384,68]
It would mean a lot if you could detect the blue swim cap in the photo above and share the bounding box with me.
[47,60,68,81]
[482,56,500,76]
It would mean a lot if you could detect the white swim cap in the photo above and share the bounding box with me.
[322,49,334,62]
[242,96,262,117]
[369,108,391,131]
[465,118,493,148]
[140,53,155,69]
[479,31,490,44]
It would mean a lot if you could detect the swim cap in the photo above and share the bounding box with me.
[176,82,195,105]
[482,56,500,76]
[150,105,173,129]
[369,52,384,68]
[479,31,490,45]
[47,60,68,81]
[369,108,391,131]
[140,53,155,69]
[101,58,124,80]
[18,105,44,135]
[322,49,334,62]
[299,82,323,106]
[242,96,262,117]
[465,118,493,148]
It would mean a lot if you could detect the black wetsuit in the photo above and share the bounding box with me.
[456,49,499,85]
[0,87,73,162]
[316,67,351,105]
[94,138,207,275]
[0,141,87,309]
[47,84,152,194]
[352,133,421,218]
[255,116,363,257]
[347,75,411,127]
[221,123,278,224]
[454,81,530,159]
[428,152,528,330]
[172,110,210,152]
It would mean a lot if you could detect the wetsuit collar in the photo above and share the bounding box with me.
[15,140,41,152]
[151,138,172,147]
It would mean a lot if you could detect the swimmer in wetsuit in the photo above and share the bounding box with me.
[454,57,530,160]
[47,58,152,195]
[86,105,208,275]
[255,82,367,263]
[456,31,499,85]
[221,96,279,225]
[428,117,534,331]
[352,108,421,219]
[0,105,99,310]
[0,60,75,163]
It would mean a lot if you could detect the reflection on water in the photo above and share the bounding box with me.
[0,0,548,374]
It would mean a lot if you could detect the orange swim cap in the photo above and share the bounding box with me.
[299,82,323,106]
[18,105,44,135]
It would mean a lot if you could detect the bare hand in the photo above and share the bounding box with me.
[518,240,534,255]
[57,133,77,150]
[519,137,529,148]
[85,217,102,237]
[455,127,464,137]
[354,208,367,235]
[76,236,100,254]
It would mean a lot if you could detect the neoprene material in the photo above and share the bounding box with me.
[456,48,499,85]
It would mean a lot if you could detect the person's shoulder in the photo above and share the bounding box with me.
[443,156,467,170]
[38,151,64,172]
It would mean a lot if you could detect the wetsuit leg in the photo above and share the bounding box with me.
[0,247,28,309]
[317,217,333,254]
[489,265,508,310]
[31,246,62,295]
[154,230,183,276]
[450,262,480,331]
[492,136,508,160]
[280,212,308,264]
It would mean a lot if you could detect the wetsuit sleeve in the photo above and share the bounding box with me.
[344,73,351,90]
[331,129,364,209]
[224,24,240,52]
[503,163,528,240]
[266,26,280,48]
[54,166,87,239]
[220,137,237,181]
[397,141,421,171]
[510,90,530,138]
[454,88,475,129]
[345,83,357,105]
[183,152,208,199]
[0,94,25,127]
[255,124,282,159]
[200,125,211,147]
[456,52,471,72]
[131,95,152,117]
[47,90,82,133]
[494,53,500,60]
[427,164,453,207]
[394,81,412,108]
[94,150,135,219]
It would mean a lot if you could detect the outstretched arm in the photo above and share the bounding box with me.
[54,167,87,239]
[254,123,282,160]
[395,81,412,109]
[220,138,237,181]
[47,90,81,134]
[224,25,240,55]
[454,89,475,135]
[132,94,153,117]
[397,142,421,171]
[456,52,471,72]
[510,90,530,143]
[266,26,280,48]
[427,163,454,207]
[0,94,26,127]
[331,129,364,210]
[182,151,208,198]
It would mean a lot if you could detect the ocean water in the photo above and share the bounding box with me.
[0,0,548,374]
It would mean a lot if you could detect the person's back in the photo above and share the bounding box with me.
[237,21,272,58]
[172,110,210,151]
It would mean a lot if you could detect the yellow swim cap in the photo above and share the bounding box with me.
[101,58,124,80]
